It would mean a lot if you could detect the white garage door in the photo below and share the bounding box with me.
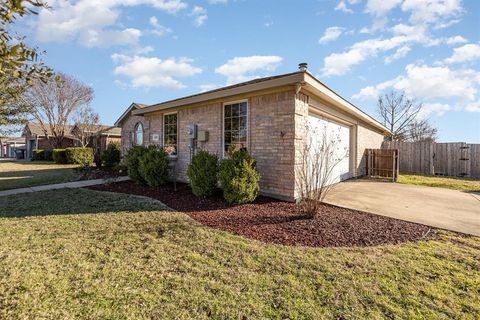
[307,113,351,185]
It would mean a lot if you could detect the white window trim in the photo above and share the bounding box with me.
[163,111,178,156]
[221,99,249,158]
[134,122,144,146]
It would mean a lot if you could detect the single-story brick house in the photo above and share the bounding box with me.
[22,123,78,159]
[70,124,122,154]
[23,122,121,159]
[115,64,390,201]
[0,137,25,158]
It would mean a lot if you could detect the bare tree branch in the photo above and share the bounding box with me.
[72,106,100,147]
[295,123,348,218]
[23,73,93,148]
[377,90,422,141]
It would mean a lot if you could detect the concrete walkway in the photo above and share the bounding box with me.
[324,180,480,236]
[0,176,130,197]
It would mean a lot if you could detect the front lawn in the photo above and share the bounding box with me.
[0,159,79,191]
[398,172,480,192]
[0,189,478,319]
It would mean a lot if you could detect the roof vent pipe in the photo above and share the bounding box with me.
[298,63,308,72]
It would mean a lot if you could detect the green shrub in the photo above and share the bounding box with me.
[52,149,67,164]
[187,150,218,198]
[44,150,53,161]
[218,148,260,204]
[65,147,94,166]
[32,149,45,161]
[126,146,147,183]
[102,143,121,168]
[138,146,169,187]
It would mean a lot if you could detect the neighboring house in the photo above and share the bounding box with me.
[70,124,121,154]
[0,137,26,158]
[22,122,121,159]
[22,123,77,159]
[115,64,390,201]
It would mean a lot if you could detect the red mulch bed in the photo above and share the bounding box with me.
[87,180,432,248]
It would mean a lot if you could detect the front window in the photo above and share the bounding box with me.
[163,113,177,155]
[224,101,247,156]
[134,122,143,145]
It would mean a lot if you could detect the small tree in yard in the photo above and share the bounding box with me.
[377,90,422,141]
[73,106,100,147]
[23,73,93,148]
[295,125,348,218]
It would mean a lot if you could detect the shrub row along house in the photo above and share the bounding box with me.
[116,64,390,201]
[22,123,121,159]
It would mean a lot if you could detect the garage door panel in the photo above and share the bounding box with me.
[307,114,351,185]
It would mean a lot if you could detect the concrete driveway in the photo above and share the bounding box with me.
[324,180,480,236]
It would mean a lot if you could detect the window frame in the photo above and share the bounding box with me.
[133,122,144,146]
[222,99,249,158]
[163,111,178,156]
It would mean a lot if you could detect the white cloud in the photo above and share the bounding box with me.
[417,103,451,119]
[444,43,480,64]
[149,16,172,36]
[199,84,220,92]
[353,64,480,113]
[112,54,202,89]
[444,36,467,45]
[384,46,410,64]
[322,36,416,76]
[401,0,463,28]
[36,0,187,46]
[190,6,207,27]
[465,100,480,112]
[365,0,402,16]
[215,55,283,84]
[319,27,343,44]
[80,28,141,47]
[335,1,353,13]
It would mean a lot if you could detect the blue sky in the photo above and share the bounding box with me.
[17,0,480,142]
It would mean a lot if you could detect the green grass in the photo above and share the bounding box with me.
[0,189,479,319]
[0,160,80,191]
[399,172,480,192]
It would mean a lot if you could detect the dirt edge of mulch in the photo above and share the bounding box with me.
[87,180,435,248]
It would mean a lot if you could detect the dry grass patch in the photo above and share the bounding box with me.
[399,172,480,192]
[0,189,478,319]
[0,160,79,190]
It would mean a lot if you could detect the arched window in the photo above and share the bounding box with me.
[134,122,144,146]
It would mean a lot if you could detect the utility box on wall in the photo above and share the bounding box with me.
[197,130,209,142]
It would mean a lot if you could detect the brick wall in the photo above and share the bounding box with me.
[356,124,385,176]
[121,89,298,200]
[120,114,144,156]
[249,91,297,200]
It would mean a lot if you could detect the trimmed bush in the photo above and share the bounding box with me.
[187,150,218,198]
[138,146,169,187]
[52,149,67,164]
[65,147,94,166]
[218,148,260,204]
[102,143,121,168]
[32,149,45,161]
[126,146,147,183]
[44,150,53,161]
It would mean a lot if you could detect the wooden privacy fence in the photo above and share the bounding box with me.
[365,149,399,182]
[382,141,480,178]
